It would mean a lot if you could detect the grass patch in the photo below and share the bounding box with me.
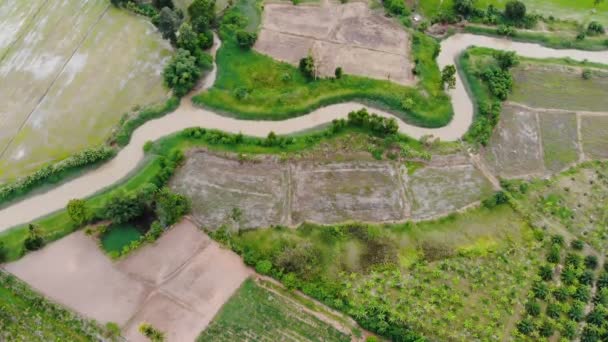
[212,204,542,340]
[100,223,143,254]
[193,0,452,128]
[0,270,105,340]
[198,278,350,341]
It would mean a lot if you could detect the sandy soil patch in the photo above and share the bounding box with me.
[483,103,544,178]
[254,1,414,85]
[4,231,148,325]
[5,220,252,341]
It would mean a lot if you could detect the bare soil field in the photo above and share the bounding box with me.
[484,104,545,178]
[5,220,251,341]
[0,0,170,182]
[405,154,495,220]
[171,151,495,229]
[511,64,608,112]
[254,1,414,85]
[580,114,608,160]
[538,111,580,173]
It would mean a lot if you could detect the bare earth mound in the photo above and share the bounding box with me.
[254,1,414,85]
[5,220,251,341]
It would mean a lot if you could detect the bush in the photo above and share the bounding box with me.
[525,300,541,316]
[102,189,150,224]
[582,69,592,80]
[236,30,257,49]
[334,67,343,79]
[493,50,519,70]
[481,66,513,100]
[0,241,7,263]
[585,255,599,269]
[299,54,316,80]
[505,0,526,22]
[346,109,399,136]
[571,239,585,250]
[441,65,456,89]
[154,187,191,226]
[163,49,201,97]
[67,199,90,226]
[516,318,535,335]
[255,260,272,275]
[587,21,605,36]
[138,322,165,342]
[24,224,44,251]
[453,0,475,17]
[384,0,409,16]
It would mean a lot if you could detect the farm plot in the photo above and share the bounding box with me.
[170,151,289,229]
[405,156,495,220]
[538,111,580,173]
[255,1,414,85]
[291,161,407,224]
[511,64,608,113]
[198,278,350,341]
[0,1,170,182]
[580,114,608,160]
[5,221,252,341]
[484,104,544,178]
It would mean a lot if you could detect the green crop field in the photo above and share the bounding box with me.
[198,278,350,341]
[418,0,608,25]
[0,0,170,183]
[0,270,104,340]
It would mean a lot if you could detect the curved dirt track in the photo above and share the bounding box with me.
[0,33,607,231]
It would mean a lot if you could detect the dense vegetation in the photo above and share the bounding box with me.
[198,278,351,341]
[0,270,105,341]
[192,0,453,127]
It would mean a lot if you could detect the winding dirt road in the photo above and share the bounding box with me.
[0,33,606,231]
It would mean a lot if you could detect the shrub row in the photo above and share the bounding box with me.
[112,97,180,147]
[0,146,116,205]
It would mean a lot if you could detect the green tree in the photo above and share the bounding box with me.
[493,50,519,70]
[236,30,257,49]
[177,23,200,54]
[67,199,90,226]
[505,0,526,21]
[255,260,272,275]
[24,224,44,251]
[587,21,605,35]
[188,0,216,32]
[155,7,181,44]
[516,318,535,335]
[153,0,174,9]
[155,187,191,226]
[584,255,598,269]
[453,0,475,17]
[441,65,456,89]
[299,54,316,80]
[525,300,541,316]
[0,241,7,262]
[139,323,165,342]
[539,264,554,281]
[334,67,343,79]
[103,191,146,224]
[163,49,202,97]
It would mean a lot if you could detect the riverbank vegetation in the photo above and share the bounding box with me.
[192,0,453,128]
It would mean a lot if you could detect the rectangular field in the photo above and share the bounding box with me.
[580,115,608,160]
[0,0,170,182]
[197,278,350,342]
[511,64,608,112]
[538,111,579,172]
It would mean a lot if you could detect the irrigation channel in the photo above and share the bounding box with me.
[0,33,607,231]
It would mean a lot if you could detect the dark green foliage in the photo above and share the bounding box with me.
[492,50,519,70]
[347,109,399,136]
[531,281,548,299]
[579,270,595,285]
[538,320,554,338]
[114,98,180,147]
[255,260,272,275]
[547,244,561,263]
[102,187,154,224]
[482,191,508,208]
[580,325,601,342]
[561,266,578,285]
[504,0,526,21]
[155,7,181,44]
[384,0,409,16]
[568,300,585,321]
[335,67,343,79]
[598,272,608,290]
[453,0,475,17]
[546,302,561,318]
[586,307,606,326]
[66,199,90,226]
[481,66,513,100]
[571,239,585,250]
[525,300,541,316]
[587,21,605,35]
[585,255,599,269]
[565,253,582,268]
[154,187,191,226]
[188,0,216,32]
[561,320,577,339]
[573,286,591,302]
[24,224,44,251]
[163,49,202,97]
[551,234,565,246]
[275,242,320,279]
[553,286,569,302]
[539,264,554,281]
[441,65,456,89]
[152,0,174,9]
[467,100,501,145]
[0,241,7,263]
[516,318,535,335]
[299,55,316,80]
[236,30,257,49]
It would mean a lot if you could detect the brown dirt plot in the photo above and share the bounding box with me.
[254,1,414,85]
